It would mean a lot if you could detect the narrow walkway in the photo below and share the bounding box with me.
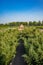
[11,39,27,65]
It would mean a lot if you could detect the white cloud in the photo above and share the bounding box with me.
[0,11,43,24]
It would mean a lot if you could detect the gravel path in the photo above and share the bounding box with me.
[11,39,27,65]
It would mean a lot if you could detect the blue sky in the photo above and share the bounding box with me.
[0,0,43,24]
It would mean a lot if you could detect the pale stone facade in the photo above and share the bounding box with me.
[18,24,24,31]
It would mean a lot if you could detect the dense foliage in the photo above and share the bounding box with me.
[23,28,43,65]
[0,21,43,27]
[0,25,43,65]
[0,29,19,65]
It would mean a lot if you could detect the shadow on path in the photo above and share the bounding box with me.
[11,39,27,65]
